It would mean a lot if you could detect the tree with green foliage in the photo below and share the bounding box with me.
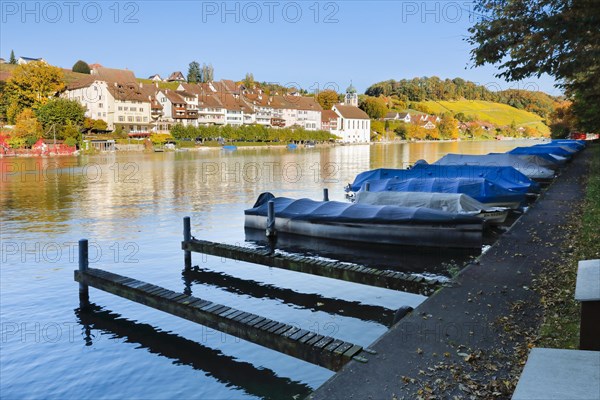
[9,50,16,64]
[468,0,599,132]
[316,90,340,111]
[187,61,201,83]
[35,98,85,130]
[394,123,408,139]
[72,60,91,74]
[61,120,81,141]
[4,61,65,123]
[359,97,388,119]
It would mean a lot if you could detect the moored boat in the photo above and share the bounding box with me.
[434,153,555,180]
[354,177,526,209]
[346,164,539,194]
[245,193,485,249]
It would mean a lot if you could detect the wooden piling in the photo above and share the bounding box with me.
[266,200,276,238]
[183,217,192,270]
[78,239,89,306]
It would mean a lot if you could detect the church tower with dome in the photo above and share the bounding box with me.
[344,82,358,106]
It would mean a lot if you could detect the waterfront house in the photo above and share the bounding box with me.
[321,110,339,132]
[155,90,199,129]
[331,104,371,143]
[64,70,152,134]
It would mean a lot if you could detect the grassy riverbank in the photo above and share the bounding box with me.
[537,143,600,349]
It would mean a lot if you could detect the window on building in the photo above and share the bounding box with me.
[124,107,128,111]
[127,116,133,122]
[135,116,141,122]
[118,116,125,122]
[99,103,103,108]
[118,106,123,111]
[143,117,148,122]
[131,107,137,112]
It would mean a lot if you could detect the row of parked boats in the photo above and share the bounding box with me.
[244,140,586,249]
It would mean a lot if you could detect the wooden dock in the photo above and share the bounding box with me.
[182,238,444,295]
[75,266,368,371]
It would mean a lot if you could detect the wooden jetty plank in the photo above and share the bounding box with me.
[182,239,441,294]
[74,268,364,371]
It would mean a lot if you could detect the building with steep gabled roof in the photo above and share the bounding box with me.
[331,103,370,143]
[17,56,46,65]
[166,71,185,82]
[63,73,152,133]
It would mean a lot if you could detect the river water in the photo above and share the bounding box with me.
[0,140,534,399]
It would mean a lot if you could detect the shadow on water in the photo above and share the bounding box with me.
[75,304,313,400]
[244,228,479,276]
[181,267,396,326]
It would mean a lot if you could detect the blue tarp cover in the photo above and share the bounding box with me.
[550,140,585,150]
[246,193,482,224]
[355,177,526,205]
[434,154,555,179]
[346,164,539,193]
[509,146,574,158]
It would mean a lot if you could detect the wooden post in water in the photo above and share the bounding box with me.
[323,188,329,202]
[365,182,370,192]
[183,217,192,270]
[266,201,276,238]
[78,239,89,306]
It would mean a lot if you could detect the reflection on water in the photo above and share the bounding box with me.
[75,303,312,400]
[0,141,531,399]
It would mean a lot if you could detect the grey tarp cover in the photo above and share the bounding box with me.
[246,193,482,225]
[354,191,505,214]
[434,154,555,179]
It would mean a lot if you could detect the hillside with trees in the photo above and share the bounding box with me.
[365,77,559,120]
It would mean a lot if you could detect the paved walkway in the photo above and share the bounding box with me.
[310,146,593,399]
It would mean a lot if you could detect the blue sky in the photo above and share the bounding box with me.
[1,1,560,95]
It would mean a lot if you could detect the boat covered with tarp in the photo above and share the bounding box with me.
[489,152,566,168]
[346,164,539,194]
[549,140,586,151]
[245,192,485,249]
[355,177,526,208]
[354,191,509,224]
[434,153,555,180]
[508,146,575,159]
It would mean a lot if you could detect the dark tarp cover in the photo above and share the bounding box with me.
[346,164,539,193]
[356,177,526,205]
[246,193,482,225]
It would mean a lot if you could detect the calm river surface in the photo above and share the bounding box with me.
[0,140,536,399]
